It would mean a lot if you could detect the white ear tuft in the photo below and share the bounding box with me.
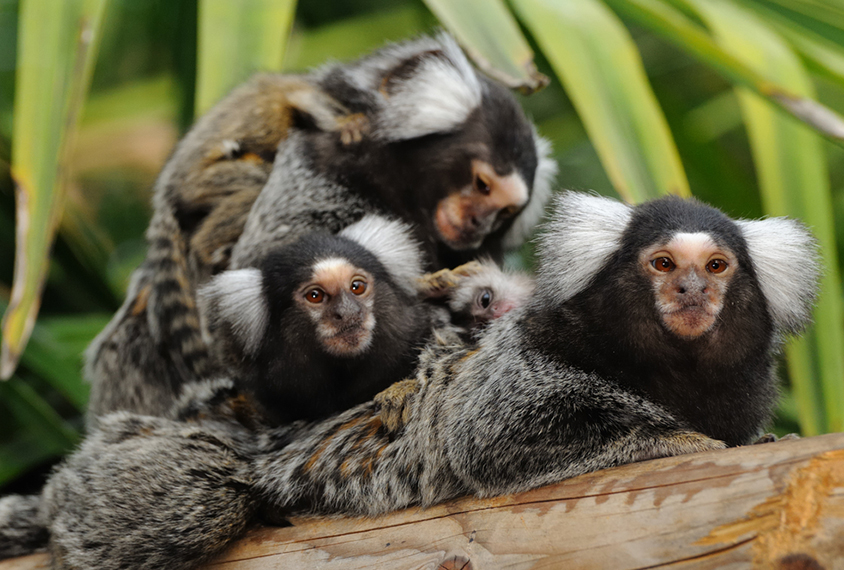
[198,268,268,355]
[374,33,483,141]
[737,217,820,335]
[340,215,425,296]
[502,132,557,249]
[537,192,633,301]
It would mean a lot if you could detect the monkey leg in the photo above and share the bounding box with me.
[374,378,421,434]
[625,430,727,461]
[417,260,485,298]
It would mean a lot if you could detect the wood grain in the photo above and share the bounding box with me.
[4,433,844,570]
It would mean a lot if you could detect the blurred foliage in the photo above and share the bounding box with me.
[2,0,844,491]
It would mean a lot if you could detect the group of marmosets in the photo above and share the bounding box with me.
[0,33,821,570]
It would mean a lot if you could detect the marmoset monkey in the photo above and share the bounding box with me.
[0,192,818,570]
[199,215,443,425]
[84,32,556,424]
[83,75,365,425]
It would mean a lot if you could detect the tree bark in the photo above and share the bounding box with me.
[3,433,844,570]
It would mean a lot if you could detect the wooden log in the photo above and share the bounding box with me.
[4,433,844,570]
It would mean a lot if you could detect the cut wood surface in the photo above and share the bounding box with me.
[4,433,844,570]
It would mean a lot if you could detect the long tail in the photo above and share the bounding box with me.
[0,494,48,559]
[145,207,214,383]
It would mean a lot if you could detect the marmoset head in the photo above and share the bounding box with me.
[445,259,534,328]
[200,215,425,364]
[293,256,377,356]
[313,32,557,256]
[537,192,820,345]
[640,231,735,339]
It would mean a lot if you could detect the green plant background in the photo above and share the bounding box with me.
[1,0,843,492]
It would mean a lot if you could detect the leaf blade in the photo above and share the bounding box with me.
[421,0,547,92]
[608,0,844,143]
[1,0,108,380]
[195,0,298,116]
[513,0,690,202]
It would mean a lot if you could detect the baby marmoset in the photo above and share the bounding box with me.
[84,32,556,424]
[1,192,819,570]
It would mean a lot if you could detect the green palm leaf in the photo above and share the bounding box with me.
[1,0,107,380]
[195,0,298,116]
[513,0,690,202]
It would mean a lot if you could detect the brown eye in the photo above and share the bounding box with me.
[651,257,675,272]
[305,288,325,303]
[350,279,367,295]
[707,259,728,274]
[474,175,491,195]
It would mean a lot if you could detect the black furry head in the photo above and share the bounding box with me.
[529,191,821,445]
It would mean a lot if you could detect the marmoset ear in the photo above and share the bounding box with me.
[372,33,483,142]
[198,268,268,356]
[737,217,820,335]
[536,191,633,301]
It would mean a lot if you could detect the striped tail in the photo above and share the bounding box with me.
[145,208,214,382]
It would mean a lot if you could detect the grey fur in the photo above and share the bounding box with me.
[43,399,267,570]
[85,34,552,425]
[0,494,47,559]
[229,132,372,269]
[14,194,827,570]
[254,317,722,516]
[7,302,723,569]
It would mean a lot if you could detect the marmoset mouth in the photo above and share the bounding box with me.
[323,328,373,356]
[435,207,485,250]
[662,305,717,339]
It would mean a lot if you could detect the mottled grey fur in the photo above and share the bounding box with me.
[229,133,373,269]
[45,381,274,570]
[85,33,554,426]
[1,193,818,569]
[254,321,723,517]
[0,494,46,559]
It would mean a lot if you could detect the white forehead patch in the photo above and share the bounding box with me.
[537,191,633,302]
[664,232,718,257]
[198,268,268,356]
[311,257,353,278]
